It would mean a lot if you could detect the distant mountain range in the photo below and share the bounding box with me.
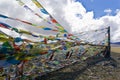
[111,42,120,47]
[111,42,120,45]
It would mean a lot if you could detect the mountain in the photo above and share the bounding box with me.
[111,42,120,47]
[111,42,120,45]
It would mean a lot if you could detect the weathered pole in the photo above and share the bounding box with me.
[105,26,111,58]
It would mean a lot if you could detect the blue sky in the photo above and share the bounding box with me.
[75,0,120,18]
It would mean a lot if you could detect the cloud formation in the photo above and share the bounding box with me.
[104,8,112,15]
[0,0,120,42]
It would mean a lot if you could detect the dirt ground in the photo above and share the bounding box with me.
[36,52,120,80]
[111,47,120,53]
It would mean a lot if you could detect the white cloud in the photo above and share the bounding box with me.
[0,0,120,42]
[115,9,120,14]
[104,8,112,15]
[62,1,120,42]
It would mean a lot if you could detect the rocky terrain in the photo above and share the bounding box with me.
[37,52,120,80]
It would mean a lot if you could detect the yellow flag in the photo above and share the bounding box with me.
[37,26,45,28]
[19,29,31,35]
[0,37,9,42]
[31,0,42,8]
[16,0,25,6]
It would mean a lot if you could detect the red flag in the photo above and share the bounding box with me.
[44,38,47,44]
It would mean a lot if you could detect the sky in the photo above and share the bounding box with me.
[0,0,120,42]
[75,0,120,18]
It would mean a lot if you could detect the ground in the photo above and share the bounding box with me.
[37,52,120,80]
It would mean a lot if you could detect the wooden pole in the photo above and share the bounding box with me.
[105,26,111,58]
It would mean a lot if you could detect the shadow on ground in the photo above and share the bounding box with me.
[35,54,119,80]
